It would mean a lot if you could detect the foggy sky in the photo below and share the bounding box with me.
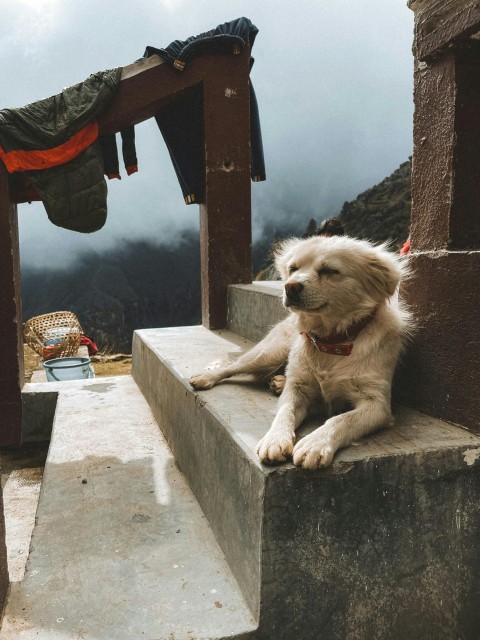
[2,0,414,269]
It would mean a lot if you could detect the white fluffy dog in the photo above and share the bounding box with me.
[190,235,412,469]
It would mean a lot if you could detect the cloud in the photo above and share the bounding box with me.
[157,0,188,15]
[1,0,64,58]
[3,1,414,269]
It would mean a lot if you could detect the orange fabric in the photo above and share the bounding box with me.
[400,238,411,255]
[0,121,99,173]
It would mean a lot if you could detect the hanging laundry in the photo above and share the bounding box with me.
[144,17,266,205]
[0,68,122,232]
[1,17,266,226]
[99,126,138,180]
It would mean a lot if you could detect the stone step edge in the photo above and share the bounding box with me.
[132,332,267,618]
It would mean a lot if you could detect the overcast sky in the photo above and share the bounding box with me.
[2,0,414,269]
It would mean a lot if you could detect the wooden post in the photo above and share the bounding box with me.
[399,1,480,430]
[0,163,23,445]
[100,48,253,330]
[200,55,252,328]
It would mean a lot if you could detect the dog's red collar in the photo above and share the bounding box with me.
[301,308,377,356]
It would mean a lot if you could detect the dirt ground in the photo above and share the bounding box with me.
[23,344,132,382]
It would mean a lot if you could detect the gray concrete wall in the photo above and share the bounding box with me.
[21,386,57,443]
[257,449,480,640]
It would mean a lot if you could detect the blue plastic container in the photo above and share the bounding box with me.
[43,357,94,382]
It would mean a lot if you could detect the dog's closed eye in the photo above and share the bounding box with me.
[317,266,339,276]
[288,264,299,274]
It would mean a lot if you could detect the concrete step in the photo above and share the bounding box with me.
[133,325,480,640]
[227,282,286,340]
[1,376,256,640]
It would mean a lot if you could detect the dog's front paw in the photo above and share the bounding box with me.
[256,431,295,465]
[190,373,218,390]
[293,429,337,469]
[268,374,286,396]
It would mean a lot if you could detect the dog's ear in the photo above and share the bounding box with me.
[274,238,302,280]
[362,251,403,300]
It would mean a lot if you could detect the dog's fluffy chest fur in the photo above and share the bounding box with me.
[293,339,365,405]
[288,306,402,407]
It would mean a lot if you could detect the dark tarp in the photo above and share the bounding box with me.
[154,86,204,204]
[144,17,258,71]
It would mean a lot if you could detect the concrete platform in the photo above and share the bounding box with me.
[133,325,480,640]
[1,376,255,640]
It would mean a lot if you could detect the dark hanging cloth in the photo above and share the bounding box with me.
[0,68,122,232]
[144,17,259,71]
[154,86,204,204]
[144,16,266,205]
[249,78,265,184]
[99,126,138,180]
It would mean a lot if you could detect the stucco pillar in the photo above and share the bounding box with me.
[399,7,480,430]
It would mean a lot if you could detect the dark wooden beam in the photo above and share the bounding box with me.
[0,163,23,445]
[398,252,480,429]
[199,64,252,328]
[410,44,480,250]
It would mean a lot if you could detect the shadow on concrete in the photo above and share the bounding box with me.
[1,453,255,639]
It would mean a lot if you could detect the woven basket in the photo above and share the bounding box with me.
[24,311,83,361]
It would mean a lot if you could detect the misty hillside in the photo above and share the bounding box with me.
[254,158,412,278]
[22,159,411,352]
[22,237,202,352]
[339,158,411,246]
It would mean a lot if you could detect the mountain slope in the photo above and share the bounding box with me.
[338,158,411,247]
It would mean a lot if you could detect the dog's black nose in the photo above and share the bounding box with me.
[284,281,304,304]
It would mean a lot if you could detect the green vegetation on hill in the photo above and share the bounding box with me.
[22,237,201,352]
[338,158,411,248]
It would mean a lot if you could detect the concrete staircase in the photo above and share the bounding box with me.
[1,375,256,639]
[132,283,480,639]
[3,282,480,639]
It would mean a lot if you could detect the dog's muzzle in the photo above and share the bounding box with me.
[284,281,304,307]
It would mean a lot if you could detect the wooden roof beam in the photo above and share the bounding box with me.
[99,47,250,134]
